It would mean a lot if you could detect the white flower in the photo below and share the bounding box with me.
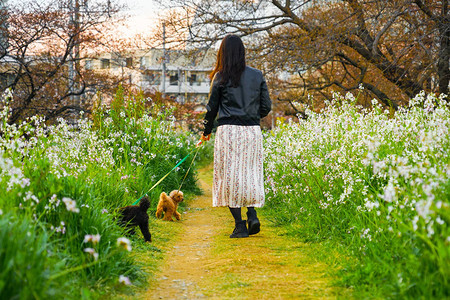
[84,247,95,254]
[412,216,419,231]
[365,201,379,211]
[101,208,108,214]
[23,191,39,203]
[119,275,132,285]
[360,228,372,241]
[0,209,2,215]
[117,237,132,252]
[84,234,101,244]
[380,180,396,203]
[415,199,433,220]
[427,221,435,237]
[84,248,99,260]
[20,178,31,188]
[436,217,444,225]
[62,197,80,213]
[49,194,58,205]
[55,221,66,234]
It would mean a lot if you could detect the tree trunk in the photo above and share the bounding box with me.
[437,0,449,96]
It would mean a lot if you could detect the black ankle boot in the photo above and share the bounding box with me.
[230,220,249,238]
[246,210,260,235]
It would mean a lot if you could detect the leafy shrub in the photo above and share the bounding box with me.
[0,87,207,298]
[264,91,449,298]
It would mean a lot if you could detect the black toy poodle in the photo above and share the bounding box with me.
[117,196,152,242]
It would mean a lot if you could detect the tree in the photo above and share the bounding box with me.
[157,0,449,109]
[0,0,126,124]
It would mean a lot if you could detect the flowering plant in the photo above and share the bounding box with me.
[264,91,449,297]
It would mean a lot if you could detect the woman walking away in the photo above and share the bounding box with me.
[200,34,272,238]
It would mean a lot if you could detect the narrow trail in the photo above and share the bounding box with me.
[139,165,341,299]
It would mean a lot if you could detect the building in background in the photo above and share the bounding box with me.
[85,47,216,104]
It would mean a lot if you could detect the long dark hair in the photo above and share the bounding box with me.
[209,34,246,87]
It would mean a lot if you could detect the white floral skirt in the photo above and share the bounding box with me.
[213,125,265,208]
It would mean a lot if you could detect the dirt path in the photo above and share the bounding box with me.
[139,165,341,299]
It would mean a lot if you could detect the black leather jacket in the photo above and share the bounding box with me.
[203,66,272,135]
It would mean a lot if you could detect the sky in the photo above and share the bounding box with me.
[8,0,163,38]
[118,0,162,37]
[6,0,166,46]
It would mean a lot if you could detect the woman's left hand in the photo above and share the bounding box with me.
[201,133,211,141]
[197,133,211,147]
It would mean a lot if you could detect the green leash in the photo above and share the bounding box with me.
[175,144,200,195]
[132,142,202,205]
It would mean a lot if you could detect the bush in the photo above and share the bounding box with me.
[0,87,206,299]
[263,91,449,298]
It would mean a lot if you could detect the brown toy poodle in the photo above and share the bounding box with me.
[155,190,184,221]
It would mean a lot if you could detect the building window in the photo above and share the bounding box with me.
[170,74,178,85]
[101,59,110,69]
[196,73,205,86]
[143,72,160,85]
[189,74,197,86]
[126,57,133,68]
